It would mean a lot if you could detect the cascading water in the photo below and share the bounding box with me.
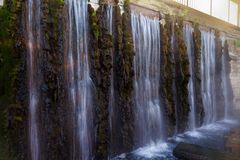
[65,0,93,159]
[26,0,41,159]
[201,30,218,124]
[184,24,197,130]
[131,13,165,146]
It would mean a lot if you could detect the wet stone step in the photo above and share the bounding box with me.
[173,142,240,160]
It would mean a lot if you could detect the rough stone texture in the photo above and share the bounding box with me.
[214,31,225,119]
[7,0,28,159]
[174,17,190,133]
[39,0,67,159]
[192,24,204,126]
[114,0,135,153]
[228,40,240,115]
[222,40,234,117]
[160,15,176,136]
[89,3,113,159]
[110,0,126,156]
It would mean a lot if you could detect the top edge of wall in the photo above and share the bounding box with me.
[129,0,240,39]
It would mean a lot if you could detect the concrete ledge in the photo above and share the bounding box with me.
[130,0,240,39]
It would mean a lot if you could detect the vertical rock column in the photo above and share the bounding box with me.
[160,15,176,136]
[89,1,113,159]
[40,0,67,159]
[192,24,204,126]
[223,40,234,117]
[174,18,190,133]
[110,0,126,156]
[116,0,135,153]
[214,31,225,119]
[8,0,28,159]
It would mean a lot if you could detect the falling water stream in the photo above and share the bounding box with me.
[201,30,218,124]
[23,1,237,158]
[65,0,93,159]
[131,13,165,146]
[26,0,41,159]
[184,24,197,130]
[112,14,236,160]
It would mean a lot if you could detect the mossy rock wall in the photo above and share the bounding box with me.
[89,3,113,160]
[116,0,135,153]
[173,18,190,133]
[0,0,235,159]
[160,15,176,136]
[39,0,68,159]
[192,24,204,126]
[2,0,28,159]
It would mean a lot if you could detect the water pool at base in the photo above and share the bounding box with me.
[113,119,240,160]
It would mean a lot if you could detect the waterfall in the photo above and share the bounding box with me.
[184,24,196,130]
[131,13,165,146]
[26,0,41,159]
[201,30,218,124]
[65,0,93,159]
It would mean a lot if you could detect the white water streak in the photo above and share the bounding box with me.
[65,0,93,159]
[27,0,40,159]
[184,24,196,130]
[132,13,165,146]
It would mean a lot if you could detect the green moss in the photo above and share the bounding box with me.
[89,3,113,159]
[160,15,176,136]
[234,39,240,48]
[0,4,19,160]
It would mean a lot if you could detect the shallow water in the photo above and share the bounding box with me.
[113,119,240,160]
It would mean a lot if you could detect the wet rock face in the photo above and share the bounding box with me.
[173,18,190,133]
[90,3,113,160]
[39,0,67,159]
[160,15,176,136]
[118,0,135,153]
[214,31,225,119]
[5,0,235,159]
[192,24,204,126]
[5,1,28,159]
[89,1,134,158]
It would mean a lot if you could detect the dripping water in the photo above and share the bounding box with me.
[184,24,197,130]
[65,0,93,159]
[131,13,165,146]
[26,0,41,159]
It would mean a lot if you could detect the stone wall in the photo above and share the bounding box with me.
[229,40,240,115]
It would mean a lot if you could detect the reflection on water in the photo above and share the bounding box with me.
[113,119,240,160]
